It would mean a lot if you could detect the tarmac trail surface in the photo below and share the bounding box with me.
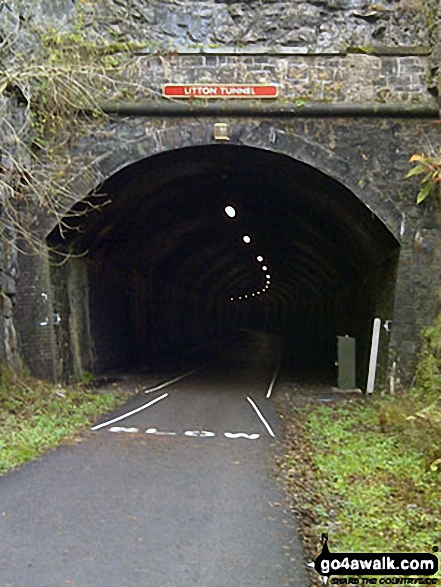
[0,331,308,587]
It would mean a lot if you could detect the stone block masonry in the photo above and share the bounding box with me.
[32,116,441,387]
[134,52,430,104]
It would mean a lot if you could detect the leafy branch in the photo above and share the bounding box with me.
[406,149,441,204]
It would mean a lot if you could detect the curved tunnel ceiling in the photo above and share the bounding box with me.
[50,145,399,310]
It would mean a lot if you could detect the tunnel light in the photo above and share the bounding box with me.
[224,205,237,218]
[244,294,248,298]
[261,265,268,271]
[242,235,251,244]
[256,255,264,262]
[266,274,271,279]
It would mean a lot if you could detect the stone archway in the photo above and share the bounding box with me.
[42,122,401,387]
[43,122,402,241]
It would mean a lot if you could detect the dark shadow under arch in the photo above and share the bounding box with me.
[44,122,402,242]
[48,143,400,387]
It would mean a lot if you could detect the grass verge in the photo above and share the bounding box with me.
[0,374,127,475]
[277,393,441,586]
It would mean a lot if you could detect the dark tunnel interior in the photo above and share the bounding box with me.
[48,145,400,388]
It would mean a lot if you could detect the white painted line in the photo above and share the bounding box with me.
[266,358,282,399]
[224,432,260,440]
[184,430,215,437]
[246,396,276,438]
[144,370,197,394]
[109,426,139,433]
[146,428,177,436]
[91,393,169,431]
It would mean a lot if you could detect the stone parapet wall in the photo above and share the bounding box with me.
[124,52,431,103]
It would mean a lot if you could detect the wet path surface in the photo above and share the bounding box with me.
[0,331,308,587]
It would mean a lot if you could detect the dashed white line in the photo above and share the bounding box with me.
[246,396,276,438]
[146,428,177,436]
[224,432,260,440]
[184,430,215,437]
[109,426,139,433]
[266,358,281,399]
[91,393,169,431]
[144,370,197,394]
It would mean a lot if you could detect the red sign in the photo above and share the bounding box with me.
[163,84,278,98]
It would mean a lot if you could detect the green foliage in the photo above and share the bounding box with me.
[415,313,441,388]
[415,348,441,396]
[302,401,441,578]
[406,149,441,204]
[347,45,376,55]
[395,314,441,473]
[280,315,441,580]
[0,375,126,474]
[78,370,96,386]
[41,28,155,62]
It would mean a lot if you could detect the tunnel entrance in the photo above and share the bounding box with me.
[48,144,399,388]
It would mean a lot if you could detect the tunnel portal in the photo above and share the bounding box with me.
[48,144,399,388]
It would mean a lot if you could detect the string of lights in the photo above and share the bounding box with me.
[223,205,272,302]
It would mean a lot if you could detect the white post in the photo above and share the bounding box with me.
[367,318,381,394]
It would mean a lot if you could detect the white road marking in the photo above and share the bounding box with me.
[266,358,281,398]
[246,396,276,438]
[91,393,169,431]
[144,370,197,394]
[184,430,215,437]
[146,428,177,436]
[97,426,265,440]
[224,432,260,440]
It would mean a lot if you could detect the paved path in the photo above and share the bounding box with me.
[0,331,308,587]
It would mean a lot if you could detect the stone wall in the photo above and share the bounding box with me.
[96,0,429,49]
[113,51,431,104]
[0,0,438,103]
[11,0,433,51]
[13,252,57,380]
[28,117,441,386]
[29,0,431,51]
